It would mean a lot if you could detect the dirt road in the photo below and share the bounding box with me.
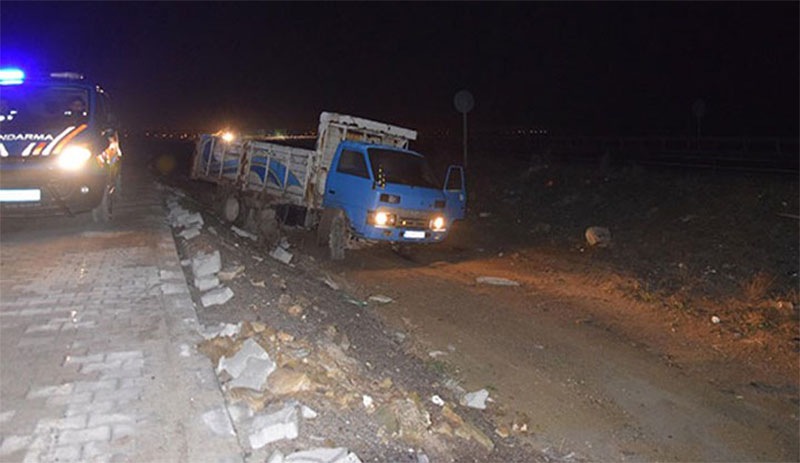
[316,241,798,462]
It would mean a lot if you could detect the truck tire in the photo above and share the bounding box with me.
[221,195,241,223]
[328,210,349,261]
[92,187,112,223]
[316,209,335,246]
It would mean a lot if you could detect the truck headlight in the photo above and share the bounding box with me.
[369,210,396,227]
[431,216,446,231]
[57,145,92,171]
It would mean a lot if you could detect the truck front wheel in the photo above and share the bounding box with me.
[328,210,349,261]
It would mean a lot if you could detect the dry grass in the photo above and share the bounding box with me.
[741,271,776,303]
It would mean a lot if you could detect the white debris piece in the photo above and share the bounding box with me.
[461,389,490,410]
[362,394,374,409]
[231,225,258,241]
[428,350,447,358]
[202,407,236,437]
[179,344,191,357]
[195,275,220,292]
[179,226,201,240]
[192,250,222,277]
[301,405,318,419]
[270,246,294,264]
[711,315,721,324]
[248,404,299,449]
[368,295,394,304]
[201,286,234,307]
[218,338,275,379]
[180,259,191,267]
[431,395,445,406]
[476,276,520,287]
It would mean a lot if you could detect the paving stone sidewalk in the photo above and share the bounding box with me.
[0,168,243,462]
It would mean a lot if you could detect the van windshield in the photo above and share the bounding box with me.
[367,148,439,189]
[0,85,89,132]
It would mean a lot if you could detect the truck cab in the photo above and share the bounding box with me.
[322,140,465,245]
[0,68,122,221]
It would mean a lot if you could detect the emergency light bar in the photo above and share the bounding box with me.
[50,72,84,80]
[0,68,25,85]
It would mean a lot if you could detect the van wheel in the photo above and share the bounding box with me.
[328,210,349,261]
[92,187,112,223]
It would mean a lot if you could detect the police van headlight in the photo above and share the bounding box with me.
[57,146,92,171]
[430,216,446,231]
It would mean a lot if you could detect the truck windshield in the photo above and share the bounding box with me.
[0,85,90,132]
[367,148,439,189]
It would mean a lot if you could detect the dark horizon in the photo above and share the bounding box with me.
[1,2,797,137]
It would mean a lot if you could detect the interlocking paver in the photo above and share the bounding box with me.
[1,167,243,462]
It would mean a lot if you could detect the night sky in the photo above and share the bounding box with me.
[1,2,797,136]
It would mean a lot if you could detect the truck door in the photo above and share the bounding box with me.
[443,165,466,221]
[323,147,373,224]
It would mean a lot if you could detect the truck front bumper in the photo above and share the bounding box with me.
[356,225,449,243]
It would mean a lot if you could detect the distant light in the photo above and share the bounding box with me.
[0,68,25,85]
[221,131,235,143]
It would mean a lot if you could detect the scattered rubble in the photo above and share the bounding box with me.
[193,250,222,277]
[201,286,234,307]
[232,225,259,241]
[461,389,490,410]
[271,246,294,265]
[218,338,276,391]
[249,403,300,449]
[195,275,220,291]
[219,265,246,281]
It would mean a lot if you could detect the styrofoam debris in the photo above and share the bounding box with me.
[428,350,447,358]
[248,404,299,449]
[232,225,258,241]
[461,389,490,409]
[195,275,220,292]
[201,286,234,307]
[368,295,393,304]
[192,250,221,277]
[202,407,235,437]
[270,246,293,264]
[476,276,520,287]
[431,395,445,406]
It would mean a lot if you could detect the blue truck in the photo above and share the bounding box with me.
[0,68,122,221]
[191,112,466,259]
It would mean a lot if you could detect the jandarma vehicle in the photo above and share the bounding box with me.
[0,68,122,221]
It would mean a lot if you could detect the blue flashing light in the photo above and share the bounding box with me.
[0,68,25,85]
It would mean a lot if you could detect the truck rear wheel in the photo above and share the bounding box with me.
[221,195,241,223]
[328,210,349,261]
